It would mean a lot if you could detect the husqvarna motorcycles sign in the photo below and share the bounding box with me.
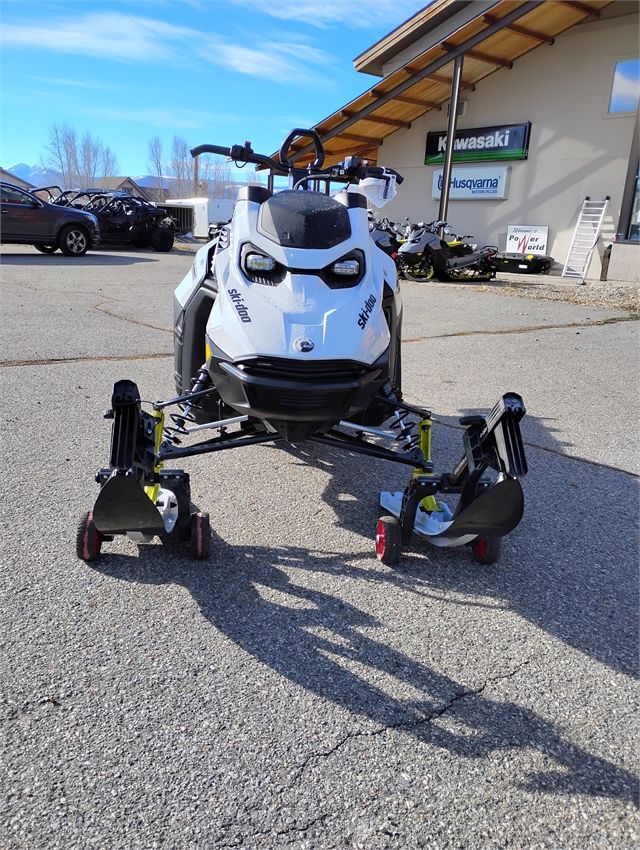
[432,165,511,200]
[425,123,531,164]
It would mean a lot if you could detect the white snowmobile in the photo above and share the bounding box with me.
[77,130,527,566]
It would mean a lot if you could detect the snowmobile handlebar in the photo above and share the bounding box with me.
[191,134,404,185]
[190,143,290,175]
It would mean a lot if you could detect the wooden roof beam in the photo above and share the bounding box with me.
[482,14,555,45]
[404,66,475,93]
[341,109,411,130]
[441,41,513,69]
[339,132,384,145]
[562,1,601,19]
[371,86,441,109]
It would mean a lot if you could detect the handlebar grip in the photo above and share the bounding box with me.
[190,144,232,159]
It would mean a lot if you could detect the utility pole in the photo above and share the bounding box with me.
[193,154,199,196]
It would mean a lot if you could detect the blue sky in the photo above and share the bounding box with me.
[0,0,423,176]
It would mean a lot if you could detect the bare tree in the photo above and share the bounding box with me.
[167,135,236,198]
[207,156,233,198]
[44,123,78,188]
[100,146,119,183]
[43,123,119,188]
[148,136,165,201]
[170,135,194,198]
[78,132,101,186]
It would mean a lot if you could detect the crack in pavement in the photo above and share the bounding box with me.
[0,352,172,368]
[403,315,637,343]
[93,302,173,334]
[218,814,328,848]
[288,660,532,789]
[218,661,531,845]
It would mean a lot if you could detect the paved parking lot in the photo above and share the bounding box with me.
[1,245,638,849]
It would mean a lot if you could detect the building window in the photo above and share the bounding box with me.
[609,58,640,114]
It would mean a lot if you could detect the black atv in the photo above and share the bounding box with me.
[35,187,176,252]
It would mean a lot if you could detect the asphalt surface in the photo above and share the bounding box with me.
[1,245,638,849]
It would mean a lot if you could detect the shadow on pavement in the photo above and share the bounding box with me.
[272,410,638,680]
[89,539,636,805]
[0,252,158,266]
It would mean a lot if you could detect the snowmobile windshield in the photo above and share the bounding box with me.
[258,191,351,249]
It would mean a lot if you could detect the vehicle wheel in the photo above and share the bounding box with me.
[402,262,434,282]
[131,232,150,248]
[189,511,211,559]
[34,243,57,254]
[151,227,174,252]
[76,511,103,561]
[375,515,402,565]
[471,536,501,565]
[59,225,89,256]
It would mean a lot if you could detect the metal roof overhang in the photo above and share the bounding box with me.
[276,0,613,168]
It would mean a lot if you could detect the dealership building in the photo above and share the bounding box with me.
[289,0,639,281]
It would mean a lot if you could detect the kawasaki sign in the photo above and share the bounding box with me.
[425,122,531,164]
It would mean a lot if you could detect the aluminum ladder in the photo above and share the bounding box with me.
[562,196,609,282]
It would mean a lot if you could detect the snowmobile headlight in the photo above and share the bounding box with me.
[245,253,276,272]
[331,259,360,276]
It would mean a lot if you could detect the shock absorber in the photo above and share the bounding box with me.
[380,382,420,452]
[163,364,211,445]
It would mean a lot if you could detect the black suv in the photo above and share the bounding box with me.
[0,182,100,256]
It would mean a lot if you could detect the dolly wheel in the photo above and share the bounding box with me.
[375,516,402,565]
[76,511,103,561]
[471,536,501,565]
[189,512,211,559]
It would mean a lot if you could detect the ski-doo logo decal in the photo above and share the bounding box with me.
[227,288,251,323]
[357,294,377,330]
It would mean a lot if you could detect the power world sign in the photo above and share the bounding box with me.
[425,122,531,164]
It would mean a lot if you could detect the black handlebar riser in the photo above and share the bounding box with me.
[279,129,325,170]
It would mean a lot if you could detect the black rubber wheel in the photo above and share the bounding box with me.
[131,232,151,249]
[151,227,174,252]
[34,243,57,254]
[189,511,211,559]
[375,515,402,565]
[471,536,501,565]
[76,510,103,561]
[58,224,90,256]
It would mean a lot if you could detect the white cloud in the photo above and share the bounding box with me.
[199,38,336,84]
[225,0,421,28]
[1,13,197,62]
[3,10,337,84]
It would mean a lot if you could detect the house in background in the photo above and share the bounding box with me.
[1,167,35,190]
[94,176,152,201]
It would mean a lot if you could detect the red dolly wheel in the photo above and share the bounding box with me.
[189,511,211,559]
[76,511,103,561]
[375,515,402,565]
[471,536,501,565]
